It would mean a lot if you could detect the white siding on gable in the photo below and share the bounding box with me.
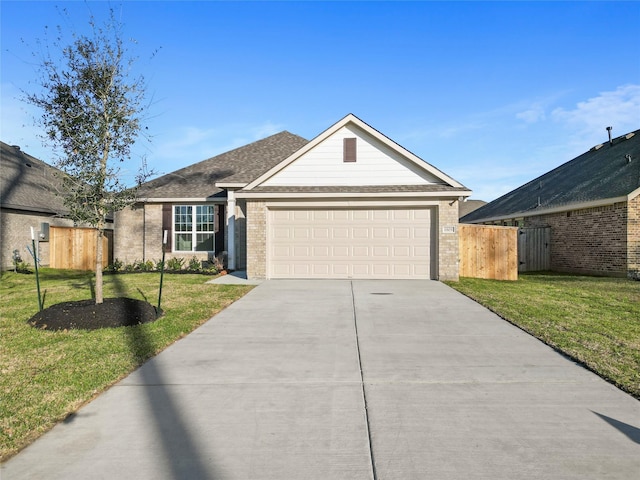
[262,125,442,186]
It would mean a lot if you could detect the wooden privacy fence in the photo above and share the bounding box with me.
[459,224,518,280]
[50,227,113,270]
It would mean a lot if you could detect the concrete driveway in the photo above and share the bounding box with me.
[3,280,639,479]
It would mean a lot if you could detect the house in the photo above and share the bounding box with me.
[0,142,76,269]
[115,114,471,280]
[459,199,486,219]
[461,129,640,279]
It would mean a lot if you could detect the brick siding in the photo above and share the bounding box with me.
[1,210,75,269]
[438,200,460,281]
[246,201,267,279]
[628,195,640,279]
[525,201,631,277]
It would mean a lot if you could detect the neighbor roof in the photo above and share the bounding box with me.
[462,130,640,223]
[137,131,309,199]
[0,141,67,215]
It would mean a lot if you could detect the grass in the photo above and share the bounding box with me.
[446,273,640,399]
[0,269,253,462]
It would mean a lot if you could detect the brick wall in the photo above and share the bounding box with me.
[628,195,639,279]
[246,200,267,279]
[438,200,460,281]
[114,205,144,264]
[1,210,74,269]
[525,202,629,277]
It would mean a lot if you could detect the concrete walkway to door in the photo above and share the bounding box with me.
[3,280,639,479]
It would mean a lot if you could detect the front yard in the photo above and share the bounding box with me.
[0,269,253,461]
[446,273,640,399]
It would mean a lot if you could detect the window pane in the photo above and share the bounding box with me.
[195,233,214,252]
[196,205,215,232]
[174,206,192,232]
[175,233,192,252]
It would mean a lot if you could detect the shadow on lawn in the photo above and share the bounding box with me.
[109,273,217,479]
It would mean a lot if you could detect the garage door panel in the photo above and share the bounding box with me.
[269,208,432,279]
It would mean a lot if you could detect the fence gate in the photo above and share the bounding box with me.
[518,227,550,272]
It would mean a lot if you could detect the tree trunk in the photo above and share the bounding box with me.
[95,227,104,304]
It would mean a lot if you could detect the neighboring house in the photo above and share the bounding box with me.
[458,199,486,219]
[0,142,74,269]
[461,129,640,279]
[116,114,471,280]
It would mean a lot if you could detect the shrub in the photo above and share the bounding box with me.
[188,256,202,272]
[166,257,185,271]
[106,258,124,272]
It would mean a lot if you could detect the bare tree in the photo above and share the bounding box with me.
[25,8,153,304]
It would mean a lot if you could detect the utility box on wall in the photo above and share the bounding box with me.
[39,222,50,242]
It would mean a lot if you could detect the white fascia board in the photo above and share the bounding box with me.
[466,196,629,224]
[215,182,247,188]
[235,190,472,200]
[265,200,441,208]
[628,186,640,201]
[138,197,226,204]
[244,113,466,190]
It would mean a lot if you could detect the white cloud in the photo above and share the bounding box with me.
[551,84,640,144]
[516,103,546,124]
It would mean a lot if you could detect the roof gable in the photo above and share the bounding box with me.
[245,114,466,191]
[462,130,640,223]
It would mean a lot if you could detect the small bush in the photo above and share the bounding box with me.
[106,258,124,272]
[135,260,155,272]
[155,259,165,271]
[188,256,202,272]
[166,257,185,271]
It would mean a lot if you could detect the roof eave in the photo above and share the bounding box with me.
[235,190,472,200]
[463,195,630,224]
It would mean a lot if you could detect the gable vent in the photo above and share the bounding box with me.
[343,137,357,163]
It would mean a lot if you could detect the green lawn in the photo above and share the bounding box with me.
[0,269,253,461]
[446,273,640,399]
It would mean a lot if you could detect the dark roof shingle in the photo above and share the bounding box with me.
[0,142,67,215]
[138,131,309,199]
[462,130,640,222]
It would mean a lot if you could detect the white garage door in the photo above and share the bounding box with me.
[268,208,433,279]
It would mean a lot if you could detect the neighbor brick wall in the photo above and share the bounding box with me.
[438,200,459,281]
[525,202,628,277]
[246,200,267,279]
[1,210,74,269]
[628,195,639,279]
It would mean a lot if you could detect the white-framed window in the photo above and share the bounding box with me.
[173,205,216,252]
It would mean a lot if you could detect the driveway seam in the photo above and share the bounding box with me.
[351,280,378,480]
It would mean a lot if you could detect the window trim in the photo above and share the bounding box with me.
[172,204,217,253]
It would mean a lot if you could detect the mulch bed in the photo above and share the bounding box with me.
[28,297,160,331]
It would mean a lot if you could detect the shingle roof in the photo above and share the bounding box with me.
[138,131,309,199]
[462,130,640,223]
[0,141,68,215]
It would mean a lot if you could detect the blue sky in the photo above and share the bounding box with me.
[2,1,639,201]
